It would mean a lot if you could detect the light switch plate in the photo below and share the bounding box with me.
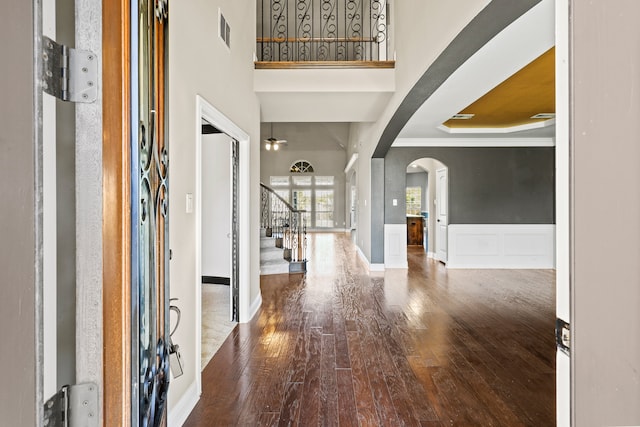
[392,199,398,206]
[186,193,194,213]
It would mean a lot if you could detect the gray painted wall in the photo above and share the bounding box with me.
[384,147,555,224]
[370,158,385,263]
[0,2,39,425]
[572,1,640,425]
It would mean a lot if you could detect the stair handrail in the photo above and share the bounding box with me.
[260,182,296,212]
[260,182,307,266]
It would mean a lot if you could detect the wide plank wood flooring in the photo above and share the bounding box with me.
[184,232,555,426]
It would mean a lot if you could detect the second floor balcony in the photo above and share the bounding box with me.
[256,0,394,69]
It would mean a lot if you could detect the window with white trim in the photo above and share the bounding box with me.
[290,160,314,173]
[406,187,421,216]
[270,159,337,228]
[315,189,334,228]
[315,176,334,186]
[270,176,290,186]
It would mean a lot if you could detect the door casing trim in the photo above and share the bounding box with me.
[194,95,251,396]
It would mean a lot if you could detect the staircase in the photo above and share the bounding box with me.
[260,228,290,275]
[260,183,308,275]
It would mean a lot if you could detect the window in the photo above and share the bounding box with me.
[292,176,312,186]
[290,160,314,173]
[406,187,421,216]
[292,189,312,226]
[270,176,290,186]
[269,171,337,229]
[315,189,334,228]
[315,176,334,186]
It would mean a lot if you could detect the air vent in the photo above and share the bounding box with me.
[531,113,555,119]
[450,113,475,120]
[219,9,231,49]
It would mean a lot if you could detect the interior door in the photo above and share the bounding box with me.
[435,168,448,263]
[231,138,239,322]
[131,0,170,425]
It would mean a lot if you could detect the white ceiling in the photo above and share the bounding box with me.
[395,0,555,142]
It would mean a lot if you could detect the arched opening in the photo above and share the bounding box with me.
[406,157,448,263]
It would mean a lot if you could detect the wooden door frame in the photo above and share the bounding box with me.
[103,0,132,425]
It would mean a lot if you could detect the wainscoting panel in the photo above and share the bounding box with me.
[384,224,408,269]
[448,224,555,268]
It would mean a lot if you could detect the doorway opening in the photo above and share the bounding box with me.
[347,170,357,244]
[199,119,237,369]
[195,95,251,392]
[406,158,448,263]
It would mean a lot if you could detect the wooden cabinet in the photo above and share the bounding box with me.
[407,216,424,246]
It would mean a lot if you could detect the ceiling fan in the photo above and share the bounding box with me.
[264,123,287,151]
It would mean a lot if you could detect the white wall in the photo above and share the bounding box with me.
[347,1,490,263]
[168,0,261,420]
[201,133,231,278]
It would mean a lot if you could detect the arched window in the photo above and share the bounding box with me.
[290,160,314,173]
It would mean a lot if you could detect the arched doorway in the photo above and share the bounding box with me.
[406,157,448,263]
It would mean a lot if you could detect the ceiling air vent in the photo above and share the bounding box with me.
[219,9,231,49]
[450,113,475,120]
[531,113,555,119]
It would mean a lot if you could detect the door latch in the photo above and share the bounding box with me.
[556,318,570,356]
[168,299,184,378]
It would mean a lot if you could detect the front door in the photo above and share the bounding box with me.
[435,167,448,263]
[132,1,170,425]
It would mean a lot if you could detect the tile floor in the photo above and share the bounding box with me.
[201,283,237,369]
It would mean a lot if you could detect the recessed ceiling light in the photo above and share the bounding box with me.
[531,113,555,119]
[450,113,475,120]
[411,164,418,168]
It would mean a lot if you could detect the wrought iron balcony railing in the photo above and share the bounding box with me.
[260,183,307,273]
[257,0,391,65]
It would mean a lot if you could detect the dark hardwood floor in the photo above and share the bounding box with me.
[184,233,556,426]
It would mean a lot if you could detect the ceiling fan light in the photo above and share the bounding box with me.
[273,142,279,151]
[265,142,271,150]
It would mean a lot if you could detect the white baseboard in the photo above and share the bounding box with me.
[356,245,385,272]
[384,224,408,269]
[168,381,199,427]
[370,263,385,272]
[248,293,262,321]
[447,224,555,268]
[356,245,369,268]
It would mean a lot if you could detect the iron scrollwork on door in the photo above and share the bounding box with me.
[132,1,169,426]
